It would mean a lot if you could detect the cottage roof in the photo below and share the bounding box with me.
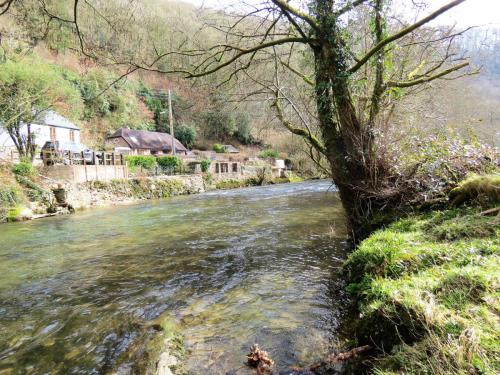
[108,128,187,152]
[222,144,239,153]
[35,111,80,130]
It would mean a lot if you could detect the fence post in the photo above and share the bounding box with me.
[102,151,105,165]
[92,151,96,165]
[112,153,115,165]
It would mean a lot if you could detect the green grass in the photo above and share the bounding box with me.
[346,202,500,374]
[0,169,24,222]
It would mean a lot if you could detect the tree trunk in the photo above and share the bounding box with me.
[312,17,388,241]
[8,121,36,162]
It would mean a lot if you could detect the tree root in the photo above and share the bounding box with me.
[479,206,500,216]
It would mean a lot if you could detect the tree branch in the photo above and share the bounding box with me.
[335,0,369,16]
[386,61,470,88]
[349,0,466,73]
[187,37,313,78]
[270,0,319,32]
[273,92,326,155]
[279,59,314,86]
[0,0,14,15]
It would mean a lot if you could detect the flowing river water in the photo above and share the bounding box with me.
[0,181,351,374]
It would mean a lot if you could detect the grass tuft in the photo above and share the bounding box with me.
[346,193,500,374]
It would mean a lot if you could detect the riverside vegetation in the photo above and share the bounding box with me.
[345,174,499,374]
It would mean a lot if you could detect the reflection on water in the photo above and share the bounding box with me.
[0,181,349,374]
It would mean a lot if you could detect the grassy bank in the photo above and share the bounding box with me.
[214,173,304,190]
[345,175,499,374]
[0,163,51,222]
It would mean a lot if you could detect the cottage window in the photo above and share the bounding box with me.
[232,163,238,172]
[69,130,75,142]
[50,127,57,141]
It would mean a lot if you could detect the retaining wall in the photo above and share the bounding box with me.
[40,165,128,183]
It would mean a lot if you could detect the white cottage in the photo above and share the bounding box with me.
[0,111,80,150]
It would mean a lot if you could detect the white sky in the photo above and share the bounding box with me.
[180,0,500,26]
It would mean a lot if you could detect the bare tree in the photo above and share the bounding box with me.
[166,0,472,239]
[1,0,475,239]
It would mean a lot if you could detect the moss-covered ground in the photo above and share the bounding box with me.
[345,174,499,374]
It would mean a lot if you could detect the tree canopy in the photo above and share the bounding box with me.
[0,56,83,159]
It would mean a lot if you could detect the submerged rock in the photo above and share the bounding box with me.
[156,346,178,375]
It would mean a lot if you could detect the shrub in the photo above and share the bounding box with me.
[125,155,157,170]
[200,159,211,173]
[235,111,252,144]
[157,156,181,170]
[11,162,35,177]
[175,125,196,149]
[258,149,279,159]
[0,184,22,222]
[213,144,227,153]
[449,173,500,206]
[216,179,245,189]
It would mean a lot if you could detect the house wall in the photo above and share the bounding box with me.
[40,165,128,183]
[0,124,81,148]
[106,137,130,151]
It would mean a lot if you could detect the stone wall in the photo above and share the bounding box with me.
[40,165,129,184]
[66,174,205,210]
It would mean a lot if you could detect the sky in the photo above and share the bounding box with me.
[179,0,500,26]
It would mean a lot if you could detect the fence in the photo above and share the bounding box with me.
[40,150,125,166]
[0,147,20,163]
[40,164,129,184]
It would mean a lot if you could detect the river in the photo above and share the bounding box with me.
[0,181,350,374]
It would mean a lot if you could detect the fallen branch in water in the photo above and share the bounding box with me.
[247,344,274,374]
[291,345,371,373]
[311,345,371,370]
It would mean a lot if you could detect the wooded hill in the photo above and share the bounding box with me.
[0,0,498,164]
[0,1,282,156]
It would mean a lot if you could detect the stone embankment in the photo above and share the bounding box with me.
[67,174,205,210]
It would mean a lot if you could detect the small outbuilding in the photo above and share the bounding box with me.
[222,144,239,153]
[106,128,187,155]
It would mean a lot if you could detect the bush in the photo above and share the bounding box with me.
[235,111,252,144]
[157,156,181,171]
[213,144,227,153]
[258,149,279,159]
[200,159,211,173]
[449,173,500,206]
[0,183,22,223]
[11,162,35,177]
[125,155,157,170]
[175,125,196,149]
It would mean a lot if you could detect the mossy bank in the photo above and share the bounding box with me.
[345,174,499,374]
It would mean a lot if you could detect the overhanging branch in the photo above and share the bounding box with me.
[271,0,319,32]
[187,37,313,77]
[386,61,471,88]
[273,93,326,155]
[349,0,466,73]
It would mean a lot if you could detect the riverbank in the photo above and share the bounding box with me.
[0,162,304,222]
[345,174,499,374]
